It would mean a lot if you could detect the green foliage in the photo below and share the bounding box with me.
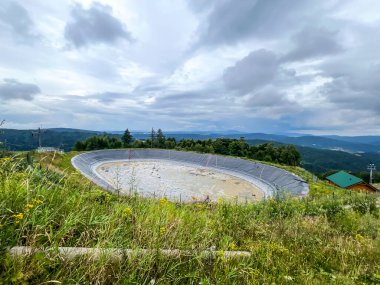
[73,135,122,151]
[73,130,302,167]
[176,139,301,166]
[121,128,133,147]
[0,154,379,284]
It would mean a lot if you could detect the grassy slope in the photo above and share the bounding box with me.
[0,152,379,284]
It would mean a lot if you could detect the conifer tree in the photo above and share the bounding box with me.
[122,128,133,147]
[156,128,166,147]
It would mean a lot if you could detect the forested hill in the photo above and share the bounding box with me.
[0,128,104,151]
[247,139,380,175]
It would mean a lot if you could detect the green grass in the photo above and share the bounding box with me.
[0,152,380,284]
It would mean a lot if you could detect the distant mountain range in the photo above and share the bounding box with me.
[1,128,379,174]
[246,139,380,174]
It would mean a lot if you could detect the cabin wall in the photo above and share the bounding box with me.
[348,183,376,193]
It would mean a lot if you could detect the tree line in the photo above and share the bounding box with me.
[73,128,301,166]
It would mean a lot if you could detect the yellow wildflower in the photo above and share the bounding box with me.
[32,198,44,204]
[355,233,363,240]
[13,213,24,220]
[25,204,34,209]
[123,207,132,217]
[229,242,237,251]
[159,226,166,236]
[159,197,169,206]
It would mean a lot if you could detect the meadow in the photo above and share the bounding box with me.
[0,152,379,284]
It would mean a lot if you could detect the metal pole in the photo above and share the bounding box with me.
[367,164,376,184]
[39,128,42,148]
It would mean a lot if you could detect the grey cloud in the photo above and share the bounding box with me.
[64,2,132,48]
[0,79,40,101]
[186,0,213,13]
[91,92,130,103]
[246,89,289,107]
[194,0,317,47]
[0,1,39,43]
[282,27,343,62]
[152,92,207,108]
[244,87,299,116]
[320,76,380,113]
[223,49,279,94]
[318,40,380,114]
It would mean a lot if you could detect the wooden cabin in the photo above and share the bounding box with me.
[326,171,378,193]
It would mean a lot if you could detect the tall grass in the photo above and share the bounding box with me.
[0,153,379,284]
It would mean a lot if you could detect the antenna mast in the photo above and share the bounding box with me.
[32,127,46,148]
[367,164,376,184]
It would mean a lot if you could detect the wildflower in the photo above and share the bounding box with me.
[217,198,224,204]
[123,207,132,217]
[25,204,34,209]
[159,226,166,236]
[284,276,293,281]
[13,213,24,220]
[32,198,44,204]
[229,242,237,251]
[159,197,169,206]
[292,197,298,202]
[355,233,363,240]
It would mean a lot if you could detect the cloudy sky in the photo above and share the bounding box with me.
[0,0,380,135]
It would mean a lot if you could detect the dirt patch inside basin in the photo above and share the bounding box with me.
[95,160,264,202]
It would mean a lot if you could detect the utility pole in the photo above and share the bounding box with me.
[0,120,5,151]
[32,127,46,148]
[150,128,155,148]
[367,164,376,184]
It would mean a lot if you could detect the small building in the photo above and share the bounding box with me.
[326,171,378,193]
[36,147,64,154]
